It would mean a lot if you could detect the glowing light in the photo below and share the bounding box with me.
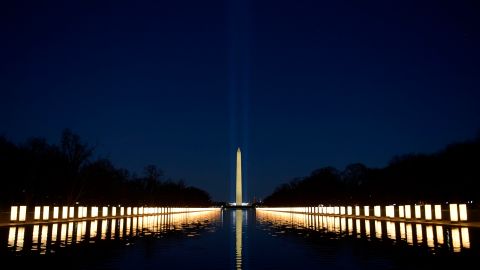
[356,219,361,236]
[449,204,458,222]
[16,227,25,251]
[375,220,382,238]
[19,206,27,221]
[10,206,18,221]
[385,205,395,218]
[42,206,49,220]
[127,207,132,216]
[34,206,41,220]
[355,206,360,216]
[399,222,406,240]
[364,206,369,217]
[53,206,59,219]
[416,224,423,244]
[365,220,370,237]
[347,206,352,215]
[82,207,87,218]
[112,207,116,216]
[62,206,68,219]
[8,227,16,247]
[387,221,396,240]
[414,205,421,219]
[424,205,432,220]
[340,206,345,215]
[78,207,83,218]
[102,206,108,217]
[436,226,444,244]
[120,207,125,216]
[426,226,434,247]
[404,205,411,219]
[451,228,461,252]
[69,206,75,218]
[133,207,138,215]
[406,223,413,245]
[399,205,405,218]
[434,205,442,220]
[461,227,470,249]
[92,207,98,217]
[374,206,381,217]
[459,204,467,221]
[52,224,58,243]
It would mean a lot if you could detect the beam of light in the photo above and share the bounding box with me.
[34,206,41,220]
[62,206,68,219]
[399,205,405,218]
[414,205,421,219]
[53,206,59,219]
[459,204,468,221]
[449,204,458,222]
[424,205,432,220]
[19,206,27,222]
[10,206,18,221]
[405,205,411,219]
[434,205,442,220]
[42,206,49,221]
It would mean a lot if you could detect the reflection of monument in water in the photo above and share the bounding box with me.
[235,209,243,270]
[229,147,251,207]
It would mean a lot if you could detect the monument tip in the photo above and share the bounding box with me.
[237,147,241,152]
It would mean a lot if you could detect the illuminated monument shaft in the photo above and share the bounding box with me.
[236,148,243,205]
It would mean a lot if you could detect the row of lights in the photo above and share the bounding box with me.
[258,203,469,222]
[9,206,218,222]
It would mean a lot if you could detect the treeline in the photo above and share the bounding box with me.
[0,129,212,207]
[263,136,480,206]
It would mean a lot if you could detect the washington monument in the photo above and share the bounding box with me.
[236,147,243,205]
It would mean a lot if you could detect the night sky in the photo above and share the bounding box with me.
[1,0,479,202]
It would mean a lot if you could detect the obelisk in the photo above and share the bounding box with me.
[236,147,242,206]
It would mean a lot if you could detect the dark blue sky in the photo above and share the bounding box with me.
[1,0,479,202]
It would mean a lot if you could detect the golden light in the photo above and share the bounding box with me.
[102,206,108,217]
[386,221,396,240]
[69,206,75,218]
[365,220,370,237]
[10,206,18,221]
[8,227,16,247]
[355,206,360,216]
[112,207,117,216]
[19,206,27,222]
[53,206,59,219]
[42,206,50,220]
[424,205,432,220]
[406,223,413,245]
[416,224,423,244]
[83,206,87,218]
[52,223,58,243]
[434,205,442,220]
[61,223,67,243]
[451,227,461,252]
[449,204,458,222]
[459,204,468,221]
[348,218,353,235]
[399,205,405,218]
[78,206,83,218]
[375,220,382,238]
[34,206,41,220]
[91,207,98,217]
[356,219,361,236]
[374,206,381,217]
[17,227,25,251]
[414,205,421,219]
[364,206,369,216]
[40,225,48,253]
[386,205,395,218]
[133,207,138,215]
[127,207,132,215]
[62,206,68,219]
[436,226,444,244]
[461,227,470,249]
[347,206,352,215]
[399,222,406,240]
[404,205,411,219]
[120,207,125,216]
[340,206,345,215]
[90,220,98,238]
[426,225,434,248]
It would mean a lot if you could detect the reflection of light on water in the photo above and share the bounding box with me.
[61,223,67,244]
[67,222,74,244]
[375,220,382,238]
[90,220,98,239]
[406,223,413,245]
[365,220,371,238]
[235,210,243,270]
[386,221,396,240]
[52,224,58,243]
[451,228,461,252]
[17,227,25,251]
[461,227,470,249]
[101,220,108,239]
[426,226,434,248]
[436,226,444,244]
[8,227,16,247]
[356,219,361,237]
[416,224,423,244]
[399,222,406,240]
[347,218,353,235]
[40,225,48,254]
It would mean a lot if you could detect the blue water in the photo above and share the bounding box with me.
[1,209,477,269]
